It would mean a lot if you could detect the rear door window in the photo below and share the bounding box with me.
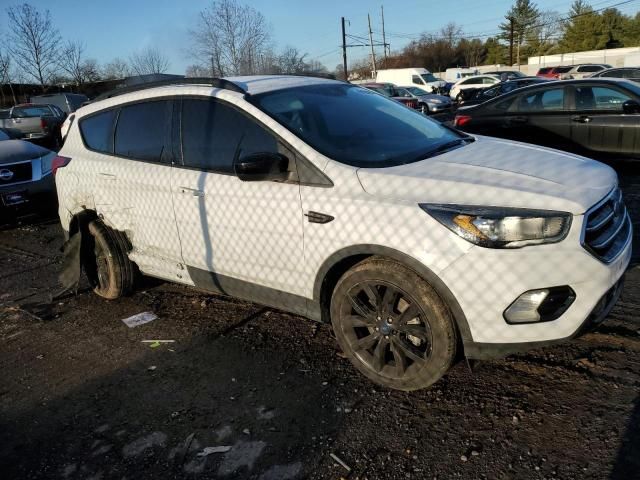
[519,88,565,111]
[181,98,279,173]
[114,100,172,162]
[79,109,117,153]
[412,75,422,85]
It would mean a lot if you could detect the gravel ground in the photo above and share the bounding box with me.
[0,164,639,480]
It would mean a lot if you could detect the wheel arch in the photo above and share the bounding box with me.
[313,245,474,348]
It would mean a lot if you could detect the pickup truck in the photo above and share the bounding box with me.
[0,104,66,148]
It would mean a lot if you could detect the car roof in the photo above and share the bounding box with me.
[464,77,639,110]
[224,75,344,95]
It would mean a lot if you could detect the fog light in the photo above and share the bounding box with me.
[504,286,575,324]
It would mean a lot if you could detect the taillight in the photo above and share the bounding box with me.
[52,155,71,175]
[40,118,47,130]
[454,115,472,127]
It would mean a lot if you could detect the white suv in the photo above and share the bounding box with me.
[54,76,632,391]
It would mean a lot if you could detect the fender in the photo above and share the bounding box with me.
[312,244,474,348]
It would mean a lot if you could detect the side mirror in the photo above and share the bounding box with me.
[622,99,640,114]
[234,152,289,182]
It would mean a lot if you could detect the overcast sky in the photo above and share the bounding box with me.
[1,0,638,75]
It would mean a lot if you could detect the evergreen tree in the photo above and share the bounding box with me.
[499,0,540,63]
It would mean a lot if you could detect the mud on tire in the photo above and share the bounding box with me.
[330,257,458,391]
[85,220,136,299]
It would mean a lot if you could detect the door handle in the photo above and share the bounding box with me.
[571,115,591,123]
[179,187,204,197]
[98,172,117,180]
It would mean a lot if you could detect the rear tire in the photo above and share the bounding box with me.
[85,220,135,299]
[330,257,457,391]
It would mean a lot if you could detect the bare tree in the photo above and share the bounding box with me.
[185,64,212,77]
[190,0,271,76]
[129,47,170,76]
[0,49,18,105]
[278,46,307,74]
[58,40,85,86]
[6,3,61,90]
[102,58,130,80]
[81,59,101,83]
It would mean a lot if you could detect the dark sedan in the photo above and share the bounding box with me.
[454,78,640,160]
[590,67,640,82]
[460,77,549,107]
[395,86,453,114]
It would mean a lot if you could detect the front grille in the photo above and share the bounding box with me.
[582,188,631,263]
[0,161,33,186]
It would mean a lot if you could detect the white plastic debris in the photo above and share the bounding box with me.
[329,453,351,473]
[197,446,232,457]
[121,312,158,328]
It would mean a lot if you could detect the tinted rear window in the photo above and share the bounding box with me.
[114,100,172,162]
[553,66,573,73]
[538,68,551,74]
[79,110,116,153]
[12,106,51,117]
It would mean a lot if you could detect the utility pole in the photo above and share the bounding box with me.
[516,32,521,70]
[368,13,377,76]
[341,17,348,80]
[381,5,388,62]
[509,16,514,66]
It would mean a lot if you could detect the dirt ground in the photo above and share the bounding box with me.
[1,164,639,480]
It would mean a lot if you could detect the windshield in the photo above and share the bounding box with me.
[251,84,466,168]
[421,73,438,83]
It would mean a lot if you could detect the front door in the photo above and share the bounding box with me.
[171,97,306,307]
[510,86,573,151]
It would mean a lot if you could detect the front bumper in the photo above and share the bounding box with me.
[427,103,453,113]
[435,212,632,358]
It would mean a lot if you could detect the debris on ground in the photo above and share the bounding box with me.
[329,453,351,473]
[121,311,158,328]
[197,445,232,457]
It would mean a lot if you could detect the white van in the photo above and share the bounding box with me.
[376,68,445,92]
[445,68,479,83]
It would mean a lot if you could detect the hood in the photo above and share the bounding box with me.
[419,94,451,103]
[356,136,616,214]
[0,139,51,165]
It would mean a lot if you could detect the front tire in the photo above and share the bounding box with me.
[330,257,457,391]
[85,220,136,299]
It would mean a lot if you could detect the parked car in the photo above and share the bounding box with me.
[590,67,640,82]
[361,83,420,109]
[563,64,612,79]
[54,75,630,391]
[30,93,89,114]
[483,70,527,80]
[536,66,574,79]
[459,77,549,107]
[449,74,500,102]
[0,104,66,148]
[376,68,446,93]
[0,136,57,214]
[454,78,640,160]
[395,86,453,114]
[444,67,478,83]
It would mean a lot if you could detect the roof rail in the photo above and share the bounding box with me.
[93,77,245,102]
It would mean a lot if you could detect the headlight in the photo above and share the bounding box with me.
[420,204,572,248]
[428,99,443,104]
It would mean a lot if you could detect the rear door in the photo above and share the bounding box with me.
[508,85,573,149]
[81,99,184,280]
[171,96,306,299]
[569,84,640,158]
